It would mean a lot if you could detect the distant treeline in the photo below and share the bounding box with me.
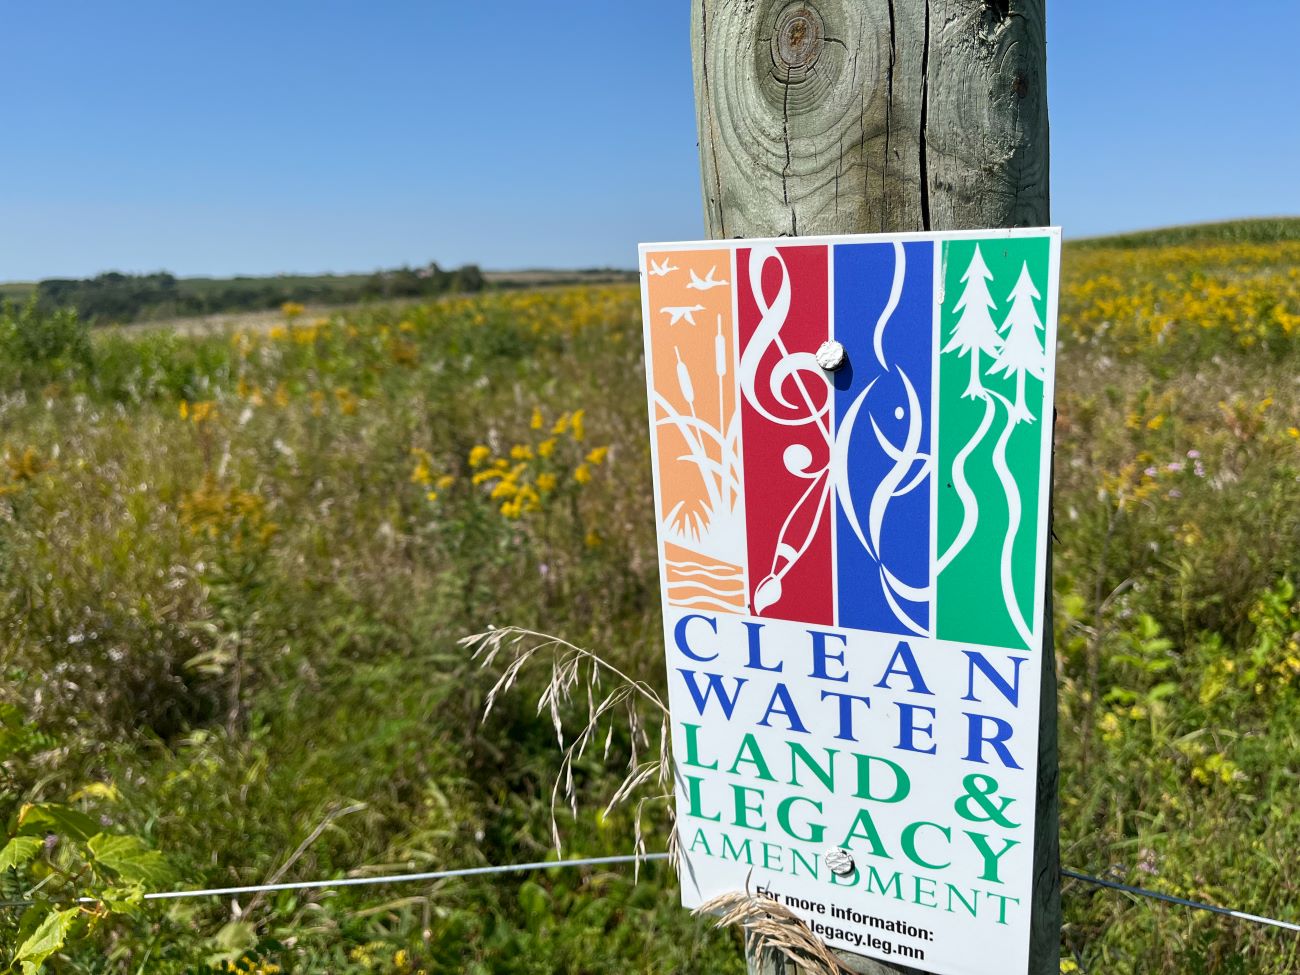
[27,262,485,324]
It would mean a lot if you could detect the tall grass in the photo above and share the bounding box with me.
[1,223,1300,972]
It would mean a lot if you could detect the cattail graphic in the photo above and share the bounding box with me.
[715,315,727,377]
[674,347,695,405]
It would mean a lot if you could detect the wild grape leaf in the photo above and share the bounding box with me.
[16,804,99,844]
[16,907,78,975]
[0,835,44,871]
[87,833,174,886]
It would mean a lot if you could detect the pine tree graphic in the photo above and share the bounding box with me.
[989,261,1046,424]
[941,243,1003,399]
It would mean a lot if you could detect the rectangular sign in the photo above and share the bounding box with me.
[640,228,1060,975]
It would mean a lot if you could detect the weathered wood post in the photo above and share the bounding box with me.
[688,2,1057,973]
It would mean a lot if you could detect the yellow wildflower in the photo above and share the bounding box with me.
[435,474,455,490]
[537,438,557,458]
[510,444,534,461]
[410,449,433,486]
[334,387,358,415]
[574,463,592,485]
[531,407,544,430]
[426,491,439,502]
[490,481,519,500]
[1288,427,1300,439]
[500,499,522,519]
[585,529,603,548]
[281,301,305,319]
[468,445,491,468]
[571,408,586,442]
[536,473,557,493]
[551,412,571,435]
[179,400,189,420]
[585,446,609,465]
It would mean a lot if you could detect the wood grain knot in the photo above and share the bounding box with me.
[772,4,824,70]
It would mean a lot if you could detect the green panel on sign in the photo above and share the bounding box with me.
[936,236,1051,650]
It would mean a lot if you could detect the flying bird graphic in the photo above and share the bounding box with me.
[648,257,679,277]
[687,266,729,291]
[660,304,706,326]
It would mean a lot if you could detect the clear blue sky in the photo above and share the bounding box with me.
[2,1,1297,281]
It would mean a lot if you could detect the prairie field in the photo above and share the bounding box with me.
[4,220,1300,974]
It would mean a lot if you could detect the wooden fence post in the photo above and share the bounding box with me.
[688,2,1058,973]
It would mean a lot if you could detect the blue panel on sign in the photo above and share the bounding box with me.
[831,241,934,636]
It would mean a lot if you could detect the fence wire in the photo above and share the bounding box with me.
[3,852,1299,935]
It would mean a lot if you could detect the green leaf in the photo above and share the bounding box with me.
[0,835,43,871]
[1147,681,1180,701]
[16,804,100,844]
[15,907,78,975]
[87,833,174,886]
[205,920,257,964]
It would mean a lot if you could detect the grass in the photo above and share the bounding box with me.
[1,220,1299,973]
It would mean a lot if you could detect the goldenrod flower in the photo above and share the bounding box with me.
[435,474,455,490]
[530,407,544,430]
[574,463,592,485]
[551,412,571,435]
[537,438,557,458]
[571,408,586,442]
[584,529,603,548]
[334,387,358,415]
[410,449,433,485]
[585,446,608,465]
[468,445,491,468]
[536,472,557,492]
[490,481,519,500]
[510,444,534,461]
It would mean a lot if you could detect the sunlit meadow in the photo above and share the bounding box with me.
[3,221,1300,973]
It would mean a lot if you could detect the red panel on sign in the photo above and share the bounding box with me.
[736,245,833,625]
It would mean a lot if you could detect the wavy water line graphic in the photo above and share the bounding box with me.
[664,544,746,611]
[936,393,996,574]
[988,390,1034,648]
[865,367,927,560]
[830,376,878,556]
[668,566,744,581]
[872,241,906,369]
[666,596,744,614]
[880,567,928,636]
[667,557,735,571]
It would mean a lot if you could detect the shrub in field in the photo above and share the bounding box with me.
[0,299,92,384]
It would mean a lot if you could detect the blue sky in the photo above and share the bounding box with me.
[2,1,1297,280]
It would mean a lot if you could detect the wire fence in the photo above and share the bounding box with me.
[4,852,1298,934]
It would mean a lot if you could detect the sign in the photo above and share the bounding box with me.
[639,229,1061,975]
